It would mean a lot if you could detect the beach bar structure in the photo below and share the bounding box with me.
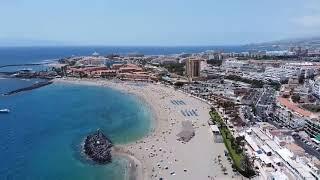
[257,154,273,167]
[245,135,260,152]
[210,125,220,135]
[261,145,272,156]
[210,125,223,143]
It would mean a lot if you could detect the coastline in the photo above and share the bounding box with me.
[53,78,158,180]
[54,78,242,180]
[53,78,159,142]
[112,147,144,180]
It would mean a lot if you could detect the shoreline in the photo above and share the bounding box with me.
[53,78,158,180]
[112,147,144,180]
[54,77,242,180]
[53,78,159,145]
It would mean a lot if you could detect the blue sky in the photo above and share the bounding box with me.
[0,0,320,46]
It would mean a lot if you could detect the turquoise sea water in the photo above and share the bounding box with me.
[0,83,152,180]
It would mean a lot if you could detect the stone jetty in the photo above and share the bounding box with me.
[84,130,113,164]
[3,81,53,96]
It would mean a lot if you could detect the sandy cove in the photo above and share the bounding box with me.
[54,78,243,180]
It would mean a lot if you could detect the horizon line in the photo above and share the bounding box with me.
[0,44,249,48]
[1,35,318,48]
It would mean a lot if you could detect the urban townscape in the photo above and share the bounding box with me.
[22,42,319,180]
[2,1,320,180]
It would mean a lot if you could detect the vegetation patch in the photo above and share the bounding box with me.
[302,104,320,113]
[225,75,264,88]
[225,75,280,90]
[210,110,255,178]
[160,63,185,76]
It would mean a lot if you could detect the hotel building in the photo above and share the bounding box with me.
[186,57,202,81]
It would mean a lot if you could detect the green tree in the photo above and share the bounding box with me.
[241,155,255,177]
[291,94,300,103]
[210,106,216,113]
[251,104,257,116]
[207,59,223,66]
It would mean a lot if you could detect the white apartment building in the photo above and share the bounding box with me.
[263,67,299,83]
[222,59,257,72]
[222,59,248,69]
[283,62,320,78]
[311,79,320,98]
[275,107,306,129]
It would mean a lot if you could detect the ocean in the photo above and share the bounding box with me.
[0,82,153,180]
[0,46,243,180]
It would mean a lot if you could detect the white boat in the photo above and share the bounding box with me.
[0,109,10,113]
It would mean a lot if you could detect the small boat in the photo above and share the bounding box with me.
[19,68,33,72]
[0,109,10,113]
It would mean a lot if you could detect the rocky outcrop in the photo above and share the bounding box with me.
[84,130,113,164]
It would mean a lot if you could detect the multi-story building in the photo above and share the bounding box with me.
[263,67,299,83]
[222,59,248,69]
[208,53,224,60]
[311,79,320,98]
[282,62,320,78]
[186,57,202,81]
[266,50,294,56]
[305,119,320,138]
[275,107,306,129]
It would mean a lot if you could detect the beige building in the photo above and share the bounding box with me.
[186,57,202,81]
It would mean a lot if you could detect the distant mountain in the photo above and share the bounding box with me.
[244,36,320,50]
[1,36,320,49]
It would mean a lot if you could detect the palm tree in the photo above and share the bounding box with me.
[288,111,293,121]
[230,137,236,148]
[235,136,244,145]
[241,155,255,178]
[287,111,293,127]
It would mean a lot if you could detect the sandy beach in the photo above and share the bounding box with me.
[54,78,242,180]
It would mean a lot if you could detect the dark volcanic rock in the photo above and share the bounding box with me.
[84,130,113,164]
[3,81,53,96]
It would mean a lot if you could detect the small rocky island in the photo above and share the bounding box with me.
[84,130,113,164]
